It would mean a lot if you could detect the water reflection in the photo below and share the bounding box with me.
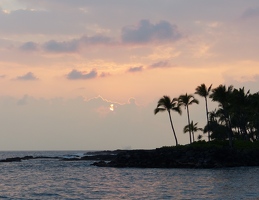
[0,152,259,199]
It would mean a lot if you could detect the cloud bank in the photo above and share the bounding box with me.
[0,95,189,150]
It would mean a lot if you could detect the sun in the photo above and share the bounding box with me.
[109,104,114,111]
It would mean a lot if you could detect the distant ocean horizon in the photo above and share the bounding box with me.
[0,151,259,199]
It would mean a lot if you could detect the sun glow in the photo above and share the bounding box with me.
[109,104,114,111]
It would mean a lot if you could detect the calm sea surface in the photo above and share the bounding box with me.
[0,151,258,200]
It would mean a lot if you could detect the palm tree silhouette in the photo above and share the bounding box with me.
[195,83,212,141]
[154,95,182,146]
[203,110,229,141]
[210,84,234,147]
[230,87,250,140]
[183,121,203,142]
[178,93,199,144]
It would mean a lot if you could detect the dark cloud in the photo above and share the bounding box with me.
[16,72,38,81]
[241,7,259,20]
[43,35,112,53]
[20,42,39,51]
[149,61,169,69]
[121,19,182,44]
[67,69,97,80]
[127,66,143,73]
[43,40,78,53]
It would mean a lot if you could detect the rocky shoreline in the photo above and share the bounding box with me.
[91,145,259,168]
[1,143,259,168]
[0,154,116,163]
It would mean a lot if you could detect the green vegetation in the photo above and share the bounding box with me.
[155,84,259,147]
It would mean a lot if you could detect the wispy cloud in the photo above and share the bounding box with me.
[67,69,98,80]
[18,19,181,54]
[20,42,39,51]
[100,72,111,77]
[42,35,111,53]
[16,72,38,81]
[149,61,169,69]
[127,66,143,73]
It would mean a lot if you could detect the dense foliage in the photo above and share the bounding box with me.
[155,84,259,147]
[206,85,259,146]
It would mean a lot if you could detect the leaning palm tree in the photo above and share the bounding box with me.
[178,93,199,144]
[183,121,203,142]
[195,83,212,141]
[154,95,182,146]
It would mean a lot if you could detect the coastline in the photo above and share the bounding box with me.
[1,141,259,169]
[91,142,259,168]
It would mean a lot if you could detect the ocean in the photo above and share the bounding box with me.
[0,151,258,199]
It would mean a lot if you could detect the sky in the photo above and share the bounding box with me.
[0,0,259,150]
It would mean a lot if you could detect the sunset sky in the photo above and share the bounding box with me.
[0,0,259,150]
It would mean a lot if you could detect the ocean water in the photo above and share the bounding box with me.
[0,151,259,200]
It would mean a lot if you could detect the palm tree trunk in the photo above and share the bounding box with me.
[225,112,233,148]
[186,105,192,144]
[205,97,210,141]
[168,111,178,146]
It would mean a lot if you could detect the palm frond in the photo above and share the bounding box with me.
[172,105,182,115]
[189,98,199,105]
[154,107,166,115]
[208,84,212,93]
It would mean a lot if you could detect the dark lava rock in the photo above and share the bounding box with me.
[91,146,259,168]
[91,161,108,167]
[0,157,22,162]
[22,156,34,160]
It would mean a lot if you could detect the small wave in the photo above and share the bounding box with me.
[61,152,86,159]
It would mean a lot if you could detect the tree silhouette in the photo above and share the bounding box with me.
[229,87,250,140]
[153,84,259,146]
[154,96,182,146]
[183,121,203,142]
[249,92,259,141]
[210,84,234,147]
[178,93,199,144]
[195,83,212,141]
[203,109,228,141]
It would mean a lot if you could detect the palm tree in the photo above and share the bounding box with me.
[195,83,212,141]
[210,84,234,147]
[183,121,203,142]
[249,92,259,141]
[154,95,182,146]
[178,93,199,144]
[229,87,250,140]
[203,109,229,141]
